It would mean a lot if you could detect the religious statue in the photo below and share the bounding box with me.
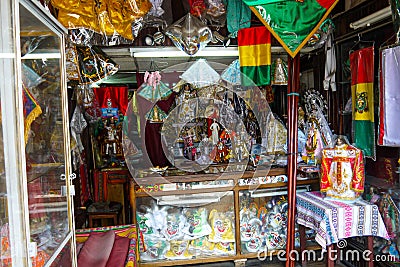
[320,135,365,201]
[302,118,324,165]
[210,118,220,145]
[104,119,118,155]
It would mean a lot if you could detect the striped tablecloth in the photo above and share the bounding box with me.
[296,191,390,248]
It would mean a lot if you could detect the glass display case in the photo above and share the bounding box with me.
[136,192,236,262]
[0,0,76,266]
[239,186,311,255]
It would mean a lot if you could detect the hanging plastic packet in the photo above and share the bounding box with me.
[189,0,207,18]
[49,0,152,46]
[75,45,119,84]
[165,14,212,56]
[204,0,226,27]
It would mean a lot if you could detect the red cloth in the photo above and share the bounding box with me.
[320,144,365,193]
[94,86,129,117]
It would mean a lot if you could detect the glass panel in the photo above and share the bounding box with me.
[19,3,69,265]
[49,240,72,267]
[239,186,314,255]
[0,73,10,265]
[0,0,21,266]
[136,192,235,262]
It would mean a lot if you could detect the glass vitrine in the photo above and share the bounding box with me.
[0,0,76,266]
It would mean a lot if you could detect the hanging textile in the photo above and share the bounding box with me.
[350,46,375,160]
[225,0,251,38]
[136,92,176,168]
[323,29,337,91]
[242,0,339,57]
[378,46,400,146]
[238,26,271,86]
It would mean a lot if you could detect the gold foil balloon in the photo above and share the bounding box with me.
[165,13,212,55]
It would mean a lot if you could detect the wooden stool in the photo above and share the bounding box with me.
[87,201,122,228]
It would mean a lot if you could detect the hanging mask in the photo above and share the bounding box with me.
[165,13,212,55]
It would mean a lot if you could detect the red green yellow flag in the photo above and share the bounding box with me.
[350,46,375,160]
[238,26,271,86]
[243,0,339,58]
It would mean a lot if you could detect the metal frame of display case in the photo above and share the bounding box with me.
[0,0,76,266]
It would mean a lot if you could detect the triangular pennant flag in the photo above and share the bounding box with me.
[243,0,339,58]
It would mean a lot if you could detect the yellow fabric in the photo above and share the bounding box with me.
[51,0,152,40]
[351,82,374,122]
[238,43,271,66]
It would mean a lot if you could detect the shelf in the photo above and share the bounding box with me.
[135,179,319,197]
[134,167,286,185]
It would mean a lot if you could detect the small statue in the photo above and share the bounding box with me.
[105,119,118,155]
[210,118,220,145]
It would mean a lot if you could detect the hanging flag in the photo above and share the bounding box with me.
[23,84,42,145]
[243,0,339,58]
[378,46,400,146]
[350,46,375,160]
[238,26,271,86]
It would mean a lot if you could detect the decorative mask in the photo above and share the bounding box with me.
[163,213,186,240]
[141,202,170,238]
[140,236,168,261]
[245,236,262,253]
[240,218,262,242]
[165,240,192,259]
[137,212,154,235]
[165,13,212,55]
[183,208,211,238]
[208,209,235,242]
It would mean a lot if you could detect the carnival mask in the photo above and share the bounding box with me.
[163,213,186,240]
[165,240,192,259]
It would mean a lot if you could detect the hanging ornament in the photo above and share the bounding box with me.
[137,71,172,103]
[165,13,212,56]
[180,59,220,87]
